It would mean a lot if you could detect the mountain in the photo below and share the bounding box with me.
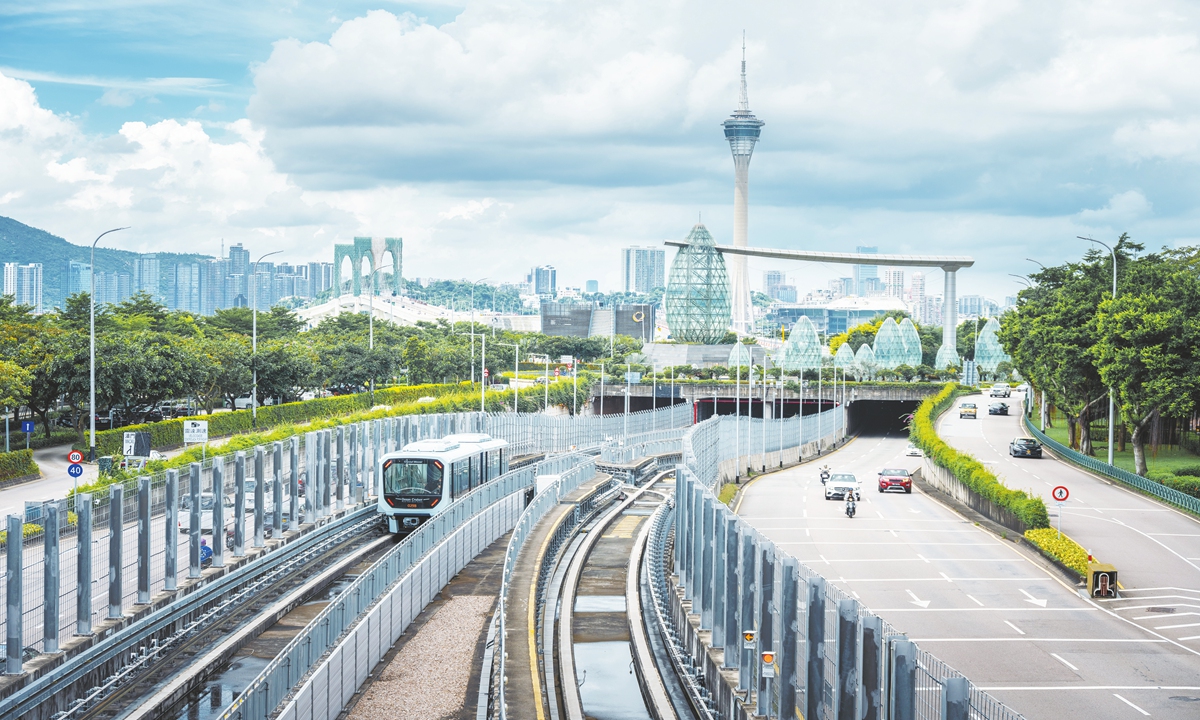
[0,216,210,309]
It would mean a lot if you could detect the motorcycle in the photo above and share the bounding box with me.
[845,497,857,519]
[819,466,831,485]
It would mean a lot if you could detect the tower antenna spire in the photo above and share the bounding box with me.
[739,31,749,112]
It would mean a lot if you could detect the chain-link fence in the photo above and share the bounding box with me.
[668,416,1025,720]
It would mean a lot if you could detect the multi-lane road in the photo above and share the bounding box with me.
[737,421,1200,719]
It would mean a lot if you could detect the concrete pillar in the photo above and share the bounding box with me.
[289,437,299,530]
[254,446,265,548]
[711,506,727,648]
[806,577,827,720]
[43,501,61,653]
[779,558,800,720]
[757,541,777,714]
[737,529,757,692]
[674,473,685,590]
[272,442,283,534]
[7,515,23,674]
[861,615,883,720]
[722,515,740,664]
[836,598,858,720]
[891,639,917,720]
[700,495,714,630]
[940,267,959,363]
[137,478,150,604]
[76,494,93,635]
[305,433,316,522]
[108,486,123,619]
[189,463,201,578]
[349,426,359,506]
[234,451,246,556]
[323,430,333,515]
[212,462,225,568]
[942,677,969,720]
[336,426,345,510]
[165,469,178,591]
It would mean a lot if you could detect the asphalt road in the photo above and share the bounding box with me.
[940,391,1200,654]
[737,431,1200,719]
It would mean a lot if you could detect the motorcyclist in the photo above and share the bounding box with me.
[199,538,213,567]
[819,465,831,485]
[845,493,857,518]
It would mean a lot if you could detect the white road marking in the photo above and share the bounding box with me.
[978,684,1195,690]
[967,594,985,606]
[876,511,884,519]
[1005,620,1026,635]
[917,638,1168,643]
[1112,693,1151,716]
[889,529,898,537]
[917,554,931,564]
[818,554,830,565]
[1154,622,1200,630]
[1051,653,1079,671]
[1020,588,1048,607]
[940,572,953,583]
[1178,634,1200,641]
[851,591,860,599]
[906,589,930,608]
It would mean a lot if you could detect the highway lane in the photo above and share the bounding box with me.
[737,432,1200,719]
[940,391,1200,653]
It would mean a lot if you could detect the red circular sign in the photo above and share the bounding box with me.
[67,450,84,464]
[1052,485,1069,502]
[555,368,561,376]
[483,368,490,377]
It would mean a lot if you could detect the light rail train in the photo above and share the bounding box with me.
[377,433,509,533]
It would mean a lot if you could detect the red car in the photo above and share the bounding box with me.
[878,467,912,494]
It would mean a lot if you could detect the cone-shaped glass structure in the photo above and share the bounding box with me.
[777,315,822,372]
[664,223,732,343]
[728,342,752,368]
[974,318,1011,373]
[834,343,856,369]
[873,317,906,370]
[898,318,924,367]
[935,344,961,370]
[854,343,877,379]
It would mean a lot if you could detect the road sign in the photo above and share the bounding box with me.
[554,368,560,377]
[761,650,777,678]
[742,630,756,648]
[1052,485,1069,502]
[183,420,209,444]
[67,450,84,464]
[123,431,151,458]
[67,464,84,478]
[483,368,490,378]
[20,420,34,433]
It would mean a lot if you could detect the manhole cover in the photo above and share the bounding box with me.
[1147,607,1177,614]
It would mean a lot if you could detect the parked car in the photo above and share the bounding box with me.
[988,402,1009,416]
[905,444,923,457]
[1009,438,1043,458]
[178,493,234,533]
[959,402,977,419]
[990,383,1011,398]
[878,467,913,494]
[824,474,861,501]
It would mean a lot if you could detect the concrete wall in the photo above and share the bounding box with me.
[920,459,1028,534]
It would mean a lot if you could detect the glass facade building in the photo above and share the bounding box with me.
[776,315,822,372]
[854,343,877,379]
[873,317,906,370]
[665,224,732,344]
[898,317,924,367]
[974,318,1011,374]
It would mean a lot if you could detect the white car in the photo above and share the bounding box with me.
[905,444,923,457]
[177,493,233,533]
[989,383,1011,398]
[824,474,861,501]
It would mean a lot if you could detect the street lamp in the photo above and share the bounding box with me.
[1080,235,1119,466]
[466,278,489,384]
[1025,258,1046,270]
[251,250,283,429]
[498,343,520,413]
[1009,274,1032,287]
[89,226,129,461]
[366,264,391,403]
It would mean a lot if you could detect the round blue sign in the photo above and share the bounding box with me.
[67,463,84,478]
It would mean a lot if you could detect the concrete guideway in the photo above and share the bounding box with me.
[736,431,1200,719]
[938,391,1200,649]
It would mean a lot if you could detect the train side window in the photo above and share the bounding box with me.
[470,455,481,489]
[500,449,508,475]
[488,451,500,480]
[452,461,469,498]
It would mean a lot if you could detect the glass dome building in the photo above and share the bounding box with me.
[834,343,856,369]
[898,318,924,367]
[873,317,906,370]
[935,344,961,370]
[854,343,877,379]
[974,318,1011,374]
[776,315,822,372]
[664,223,732,344]
[728,342,752,368]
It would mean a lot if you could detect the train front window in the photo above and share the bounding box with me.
[383,459,443,496]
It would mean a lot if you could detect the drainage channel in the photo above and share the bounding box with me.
[153,547,393,720]
[558,477,676,720]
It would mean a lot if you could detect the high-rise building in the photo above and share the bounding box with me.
[910,272,926,320]
[620,247,666,293]
[252,270,274,310]
[134,253,161,300]
[530,265,556,296]
[66,261,92,297]
[829,277,853,297]
[3,263,43,313]
[853,246,878,296]
[958,294,998,318]
[763,270,785,299]
[199,258,229,315]
[173,263,201,313]
[883,268,905,299]
[308,262,335,297]
[95,271,132,305]
[724,37,764,335]
[774,285,797,303]
[585,280,599,294]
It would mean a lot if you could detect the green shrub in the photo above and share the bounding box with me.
[1162,475,1200,499]
[909,383,1049,529]
[1170,464,1200,478]
[0,449,38,483]
[1024,528,1089,577]
[717,483,738,506]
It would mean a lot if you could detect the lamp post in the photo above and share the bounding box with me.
[1009,274,1032,288]
[498,343,520,413]
[89,227,129,461]
[467,277,489,384]
[251,250,283,429]
[1080,236,1119,466]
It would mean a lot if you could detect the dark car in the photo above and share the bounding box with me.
[988,402,1009,416]
[1010,438,1043,458]
[878,467,912,494]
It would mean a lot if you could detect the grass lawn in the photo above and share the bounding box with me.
[1038,416,1200,475]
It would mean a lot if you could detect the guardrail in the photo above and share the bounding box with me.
[1023,415,1200,516]
[491,458,599,720]
[667,416,1025,720]
[599,427,688,464]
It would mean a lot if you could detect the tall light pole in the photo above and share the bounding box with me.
[1080,236,1119,465]
[88,227,129,461]
[251,250,283,429]
[498,343,520,413]
[366,263,391,403]
[467,278,489,384]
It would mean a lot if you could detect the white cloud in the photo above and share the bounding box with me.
[1078,190,1152,223]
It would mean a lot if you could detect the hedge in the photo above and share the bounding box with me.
[79,383,467,457]
[909,382,1050,529]
[1147,470,1200,500]
[0,449,39,483]
[7,429,77,450]
[1024,528,1089,577]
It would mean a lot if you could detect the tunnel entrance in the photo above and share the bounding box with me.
[848,400,919,437]
[693,398,836,423]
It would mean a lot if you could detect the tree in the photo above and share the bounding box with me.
[191,335,252,412]
[1092,247,1200,475]
[255,339,316,403]
[201,306,302,340]
[0,359,31,410]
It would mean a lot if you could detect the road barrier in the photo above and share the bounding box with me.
[1023,415,1200,516]
[658,414,1025,720]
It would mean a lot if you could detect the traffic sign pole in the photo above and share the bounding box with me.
[1051,486,1069,538]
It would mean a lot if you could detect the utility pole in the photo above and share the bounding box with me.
[89,227,129,461]
[1080,236,1119,465]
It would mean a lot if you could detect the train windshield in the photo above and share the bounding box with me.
[383,458,444,496]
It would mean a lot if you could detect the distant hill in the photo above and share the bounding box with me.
[0,216,209,309]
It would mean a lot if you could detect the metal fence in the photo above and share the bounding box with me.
[1023,415,1200,516]
[219,452,588,720]
[1,404,686,672]
[666,417,1025,720]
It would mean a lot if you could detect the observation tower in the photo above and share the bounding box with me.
[723,36,764,336]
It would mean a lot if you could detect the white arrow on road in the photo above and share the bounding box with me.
[1020,588,1047,607]
[906,589,930,608]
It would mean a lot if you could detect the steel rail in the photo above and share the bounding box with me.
[1,507,376,720]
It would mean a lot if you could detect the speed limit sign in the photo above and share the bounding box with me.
[67,450,84,464]
[483,368,490,378]
[1052,486,1069,502]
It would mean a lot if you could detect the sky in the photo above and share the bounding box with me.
[2,0,1199,302]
